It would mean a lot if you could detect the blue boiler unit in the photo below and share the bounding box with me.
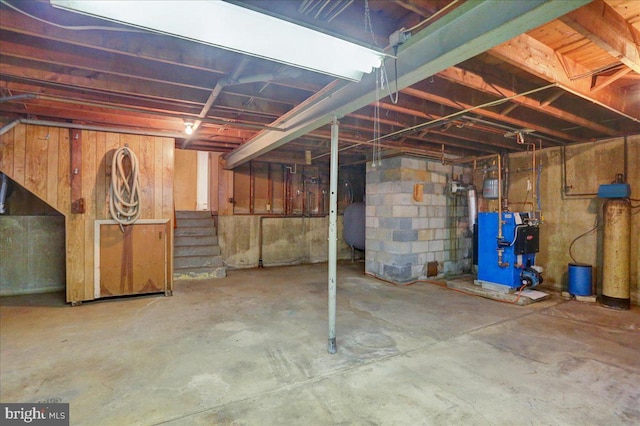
[477,212,543,290]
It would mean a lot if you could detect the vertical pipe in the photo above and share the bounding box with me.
[467,186,477,231]
[497,153,503,239]
[0,172,8,214]
[503,154,509,208]
[531,143,536,218]
[328,117,338,354]
[249,162,254,214]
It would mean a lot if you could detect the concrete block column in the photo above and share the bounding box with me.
[365,156,472,284]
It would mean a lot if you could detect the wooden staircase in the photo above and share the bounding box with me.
[173,211,226,280]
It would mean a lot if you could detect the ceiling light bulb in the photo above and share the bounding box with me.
[184,123,193,135]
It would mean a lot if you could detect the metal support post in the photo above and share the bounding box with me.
[328,117,338,354]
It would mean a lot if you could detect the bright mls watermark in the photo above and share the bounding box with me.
[1,403,69,425]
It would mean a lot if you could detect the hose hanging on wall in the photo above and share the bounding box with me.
[109,146,141,231]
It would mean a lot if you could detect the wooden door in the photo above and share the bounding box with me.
[99,222,168,297]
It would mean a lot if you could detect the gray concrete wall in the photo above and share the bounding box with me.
[0,215,66,295]
[507,136,639,305]
[218,215,352,269]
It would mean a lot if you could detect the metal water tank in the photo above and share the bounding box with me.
[483,178,499,199]
[343,202,365,250]
[602,198,631,310]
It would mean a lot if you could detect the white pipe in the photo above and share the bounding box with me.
[327,117,338,354]
[0,119,20,136]
[467,186,477,230]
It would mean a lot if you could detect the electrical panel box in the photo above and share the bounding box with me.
[514,225,539,254]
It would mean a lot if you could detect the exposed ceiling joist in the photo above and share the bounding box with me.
[489,33,639,122]
[560,0,640,74]
[437,66,620,136]
[591,66,633,93]
[1,0,638,161]
[224,0,590,169]
[182,57,250,148]
[0,6,230,75]
[402,83,580,144]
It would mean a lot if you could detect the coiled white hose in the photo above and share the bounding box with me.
[109,146,141,229]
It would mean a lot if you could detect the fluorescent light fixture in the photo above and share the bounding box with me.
[50,0,385,81]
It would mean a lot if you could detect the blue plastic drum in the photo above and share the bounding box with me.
[568,263,592,296]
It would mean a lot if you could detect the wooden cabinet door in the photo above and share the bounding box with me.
[99,223,167,297]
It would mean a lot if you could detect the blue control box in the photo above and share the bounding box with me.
[597,183,631,199]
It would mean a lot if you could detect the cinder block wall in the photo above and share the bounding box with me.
[365,156,472,283]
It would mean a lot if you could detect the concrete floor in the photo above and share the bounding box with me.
[1,262,639,425]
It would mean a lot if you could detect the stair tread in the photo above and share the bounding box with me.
[173,212,223,274]
[174,265,224,270]
[174,254,223,259]
[174,255,224,268]
[174,243,220,248]
[174,236,218,241]
[173,265,226,280]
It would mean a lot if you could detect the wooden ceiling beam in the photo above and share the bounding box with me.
[402,82,581,144]
[0,37,219,92]
[0,79,203,116]
[336,106,523,152]
[368,103,524,150]
[0,58,208,107]
[306,129,474,158]
[407,134,497,154]
[0,98,259,142]
[0,102,182,132]
[0,8,230,75]
[437,66,619,136]
[0,8,320,96]
[591,66,633,93]
[224,0,591,168]
[540,90,564,108]
[489,33,639,121]
[560,0,640,74]
[0,81,272,135]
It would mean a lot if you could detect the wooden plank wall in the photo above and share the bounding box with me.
[218,155,234,216]
[173,148,198,210]
[0,124,174,303]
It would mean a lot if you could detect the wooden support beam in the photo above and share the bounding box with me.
[489,33,639,121]
[437,66,619,136]
[0,59,207,107]
[340,104,525,151]
[69,129,84,214]
[540,91,564,108]
[402,82,580,143]
[500,103,519,116]
[224,0,591,168]
[0,37,219,92]
[0,8,228,75]
[560,0,640,74]
[0,8,318,94]
[591,67,633,93]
